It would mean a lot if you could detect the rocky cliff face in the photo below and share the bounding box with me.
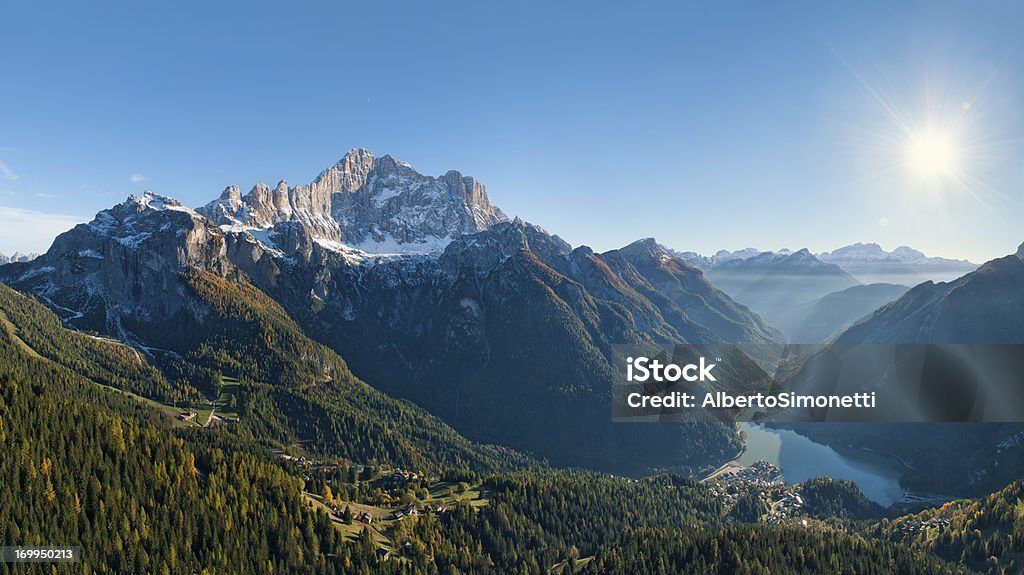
[200,148,508,253]
[0,192,229,335]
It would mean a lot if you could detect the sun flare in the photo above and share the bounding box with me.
[905,130,960,180]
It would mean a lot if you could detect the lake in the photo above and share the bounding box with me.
[735,423,907,506]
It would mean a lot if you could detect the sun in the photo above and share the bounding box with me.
[840,57,1010,214]
[905,130,960,180]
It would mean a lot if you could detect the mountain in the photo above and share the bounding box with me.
[0,197,534,473]
[785,283,909,344]
[833,243,1024,345]
[0,251,40,265]
[666,247,777,269]
[600,239,782,345]
[0,192,230,334]
[199,148,507,253]
[244,221,771,474]
[704,249,861,339]
[818,242,978,285]
[777,244,1024,495]
[2,148,1021,573]
[0,284,354,573]
[0,150,786,477]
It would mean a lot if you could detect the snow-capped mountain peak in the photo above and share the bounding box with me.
[199,149,508,254]
[817,242,975,266]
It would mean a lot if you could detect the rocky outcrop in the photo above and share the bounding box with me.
[200,148,508,253]
[0,192,229,332]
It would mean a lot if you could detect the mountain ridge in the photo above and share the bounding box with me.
[199,148,507,254]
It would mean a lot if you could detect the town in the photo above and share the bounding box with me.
[704,460,810,525]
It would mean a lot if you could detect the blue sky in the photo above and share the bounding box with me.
[1,1,1022,262]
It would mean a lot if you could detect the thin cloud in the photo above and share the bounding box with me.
[130,173,148,183]
[0,205,85,254]
[0,162,20,181]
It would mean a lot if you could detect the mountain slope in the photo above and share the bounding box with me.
[257,221,751,475]
[0,278,973,574]
[787,283,909,344]
[0,256,534,474]
[601,238,783,345]
[0,284,350,573]
[834,245,1024,344]
[868,476,1024,574]
[580,526,962,574]
[778,243,1024,495]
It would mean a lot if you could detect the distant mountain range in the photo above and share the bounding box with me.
[818,243,978,285]
[666,243,979,341]
[703,249,861,339]
[672,243,978,286]
[0,251,40,265]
